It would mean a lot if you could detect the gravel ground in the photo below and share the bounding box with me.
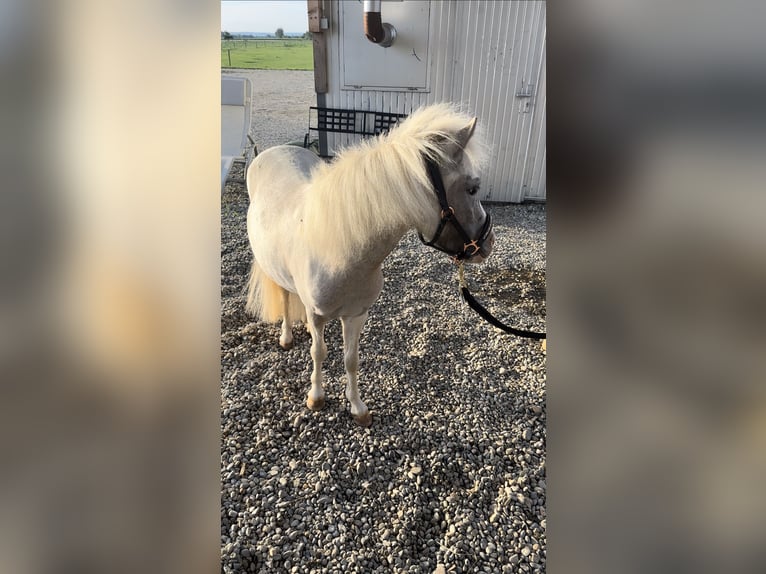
[221,70,547,573]
[222,69,317,149]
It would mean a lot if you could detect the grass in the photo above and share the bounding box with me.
[221,39,313,70]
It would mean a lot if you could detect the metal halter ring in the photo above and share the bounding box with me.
[440,206,455,219]
[463,240,481,257]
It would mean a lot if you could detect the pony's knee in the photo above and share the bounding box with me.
[343,351,358,374]
[311,338,327,361]
[311,345,326,364]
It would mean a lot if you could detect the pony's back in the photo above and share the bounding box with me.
[246,145,319,203]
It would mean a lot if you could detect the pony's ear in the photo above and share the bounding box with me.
[456,117,478,150]
[449,117,478,163]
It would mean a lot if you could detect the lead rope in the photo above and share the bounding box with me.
[457,262,547,341]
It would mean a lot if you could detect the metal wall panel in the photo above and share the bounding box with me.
[321,0,545,202]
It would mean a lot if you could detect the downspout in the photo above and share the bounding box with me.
[363,0,396,47]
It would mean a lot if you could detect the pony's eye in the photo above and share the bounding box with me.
[468,186,479,196]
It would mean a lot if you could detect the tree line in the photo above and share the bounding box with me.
[221,30,312,40]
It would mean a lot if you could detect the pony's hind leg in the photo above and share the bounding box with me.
[279,290,294,350]
[306,314,327,411]
[341,312,371,427]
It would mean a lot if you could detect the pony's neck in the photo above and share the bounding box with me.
[346,222,411,273]
[303,134,437,272]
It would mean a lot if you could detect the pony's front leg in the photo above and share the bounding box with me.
[306,314,327,411]
[341,312,372,427]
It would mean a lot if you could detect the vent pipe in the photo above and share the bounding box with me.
[363,0,396,48]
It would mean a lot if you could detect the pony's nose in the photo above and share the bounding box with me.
[481,230,495,257]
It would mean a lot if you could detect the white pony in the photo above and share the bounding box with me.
[245,103,494,426]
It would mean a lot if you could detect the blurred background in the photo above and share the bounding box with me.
[0,1,219,573]
[1,1,765,573]
[549,1,766,573]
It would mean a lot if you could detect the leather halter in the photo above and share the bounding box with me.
[418,154,493,262]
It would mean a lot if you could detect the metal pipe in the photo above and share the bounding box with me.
[363,0,396,48]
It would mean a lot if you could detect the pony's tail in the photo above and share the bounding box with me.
[245,260,306,324]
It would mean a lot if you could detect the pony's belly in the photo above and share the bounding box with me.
[253,249,296,293]
[247,203,300,294]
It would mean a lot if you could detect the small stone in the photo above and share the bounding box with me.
[523,428,532,440]
[521,546,531,557]
[410,465,422,475]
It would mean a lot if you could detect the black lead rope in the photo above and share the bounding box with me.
[458,263,547,340]
[419,152,546,340]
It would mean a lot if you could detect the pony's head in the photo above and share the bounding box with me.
[414,110,495,264]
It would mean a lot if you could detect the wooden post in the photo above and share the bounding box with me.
[307,0,322,33]
[227,49,231,67]
[307,0,327,93]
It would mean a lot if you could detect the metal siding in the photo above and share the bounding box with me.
[524,36,547,201]
[323,0,545,202]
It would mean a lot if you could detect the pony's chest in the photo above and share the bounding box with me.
[303,267,383,320]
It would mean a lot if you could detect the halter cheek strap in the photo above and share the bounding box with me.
[418,155,493,262]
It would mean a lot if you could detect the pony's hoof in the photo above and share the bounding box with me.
[353,411,372,428]
[279,339,294,351]
[307,396,325,411]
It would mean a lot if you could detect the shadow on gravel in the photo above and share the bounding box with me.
[473,267,547,320]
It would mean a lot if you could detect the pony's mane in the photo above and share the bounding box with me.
[302,103,487,270]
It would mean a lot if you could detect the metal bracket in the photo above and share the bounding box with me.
[516,78,535,98]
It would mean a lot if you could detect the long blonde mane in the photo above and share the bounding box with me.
[302,103,487,270]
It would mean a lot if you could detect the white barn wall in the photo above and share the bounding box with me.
[320,0,546,202]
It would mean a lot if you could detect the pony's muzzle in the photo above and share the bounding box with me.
[468,228,495,264]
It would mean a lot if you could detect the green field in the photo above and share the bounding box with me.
[221,39,313,70]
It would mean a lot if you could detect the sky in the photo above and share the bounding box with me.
[221,1,310,34]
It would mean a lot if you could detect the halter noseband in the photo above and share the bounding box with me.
[418,154,493,262]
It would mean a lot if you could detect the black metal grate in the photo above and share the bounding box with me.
[308,106,407,138]
[373,112,406,135]
[315,108,357,134]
